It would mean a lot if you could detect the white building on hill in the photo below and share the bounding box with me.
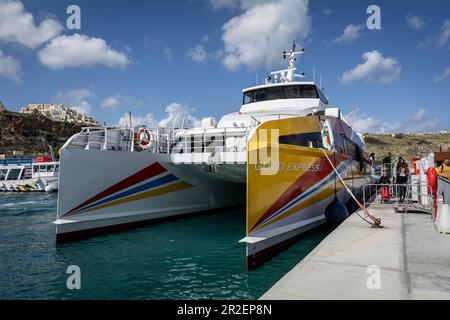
[20,104,99,126]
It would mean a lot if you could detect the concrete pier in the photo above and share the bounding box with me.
[261,207,450,300]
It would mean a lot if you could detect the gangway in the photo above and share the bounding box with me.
[362,182,435,215]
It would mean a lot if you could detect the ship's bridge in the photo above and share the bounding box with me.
[239,82,329,114]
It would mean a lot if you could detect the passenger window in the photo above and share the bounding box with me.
[301,86,317,98]
[279,132,323,148]
[285,86,299,99]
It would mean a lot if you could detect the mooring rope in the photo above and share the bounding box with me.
[321,149,382,227]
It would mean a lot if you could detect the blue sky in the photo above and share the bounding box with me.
[0,0,449,133]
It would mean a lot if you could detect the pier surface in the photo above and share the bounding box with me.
[261,207,450,300]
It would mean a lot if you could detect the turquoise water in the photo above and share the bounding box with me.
[0,193,330,300]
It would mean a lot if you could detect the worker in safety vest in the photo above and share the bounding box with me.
[437,158,450,180]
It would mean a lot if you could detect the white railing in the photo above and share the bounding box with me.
[62,125,251,155]
[362,182,435,215]
[63,127,133,152]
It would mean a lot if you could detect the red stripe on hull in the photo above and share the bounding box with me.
[252,154,348,231]
[66,162,167,214]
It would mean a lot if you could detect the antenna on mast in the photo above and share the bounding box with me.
[271,41,306,83]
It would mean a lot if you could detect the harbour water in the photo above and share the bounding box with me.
[0,193,331,300]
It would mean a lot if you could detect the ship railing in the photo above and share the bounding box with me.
[63,127,133,152]
[167,129,249,154]
[362,182,435,215]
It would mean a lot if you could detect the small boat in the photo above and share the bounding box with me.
[55,43,374,268]
[0,157,59,192]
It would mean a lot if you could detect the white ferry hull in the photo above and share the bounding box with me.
[55,149,245,242]
[0,177,58,192]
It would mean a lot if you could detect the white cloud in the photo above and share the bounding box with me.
[101,94,132,110]
[53,89,95,115]
[406,14,425,30]
[434,67,450,83]
[159,103,198,128]
[220,0,311,70]
[118,112,158,128]
[117,102,198,128]
[187,45,207,63]
[101,96,120,110]
[0,50,21,82]
[340,50,401,84]
[333,24,364,44]
[345,109,386,134]
[163,46,174,61]
[37,34,129,70]
[0,0,63,49]
[210,0,273,10]
[438,20,450,47]
[345,108,439,134]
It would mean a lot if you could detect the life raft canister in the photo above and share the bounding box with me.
[135,128,153,148]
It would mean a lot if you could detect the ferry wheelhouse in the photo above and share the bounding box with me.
[55,44,373,268]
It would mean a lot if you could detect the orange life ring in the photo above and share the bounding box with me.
[136,128,152,147]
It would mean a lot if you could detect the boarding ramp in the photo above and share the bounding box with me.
[363,182,435,215]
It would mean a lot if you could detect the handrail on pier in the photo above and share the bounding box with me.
[362,182,435,216]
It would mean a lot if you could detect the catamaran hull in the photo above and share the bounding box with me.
[243,116,372,269]
[55,149,246,242]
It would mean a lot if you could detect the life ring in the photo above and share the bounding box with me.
[135,128,153,148]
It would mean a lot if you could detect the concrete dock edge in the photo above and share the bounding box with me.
[261,207,450,300]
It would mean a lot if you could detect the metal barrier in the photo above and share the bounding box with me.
[438,176,450,205]
[363,182,434,215]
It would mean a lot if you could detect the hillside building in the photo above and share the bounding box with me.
[20,104,99,126]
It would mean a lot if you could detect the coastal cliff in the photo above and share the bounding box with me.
[0,111,82,156]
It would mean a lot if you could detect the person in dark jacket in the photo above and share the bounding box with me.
[396,165,409,203]
[377,171,390,185]
[382,153,392,177]
[396,157,409,174]
[377,171,391,202]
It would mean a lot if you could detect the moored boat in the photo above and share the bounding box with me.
[0,157,59,192]
[55,43,375,268]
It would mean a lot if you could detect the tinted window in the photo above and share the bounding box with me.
[7,169,21,180]
[300,86,317,98]
[279,132,323,148]
[243,85,319,104]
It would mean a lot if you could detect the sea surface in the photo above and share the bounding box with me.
[0,193,331,300]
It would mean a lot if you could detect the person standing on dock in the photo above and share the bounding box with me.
[396,158,410,203]
[382,153,392,178]
[438,158,450,180]
[377,171,391,202]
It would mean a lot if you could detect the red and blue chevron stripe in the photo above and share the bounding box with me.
[63,163,192,217]
[251,154,349,232]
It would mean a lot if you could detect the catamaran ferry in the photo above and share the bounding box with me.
[0,157,59,192]
[55,43,374,268]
